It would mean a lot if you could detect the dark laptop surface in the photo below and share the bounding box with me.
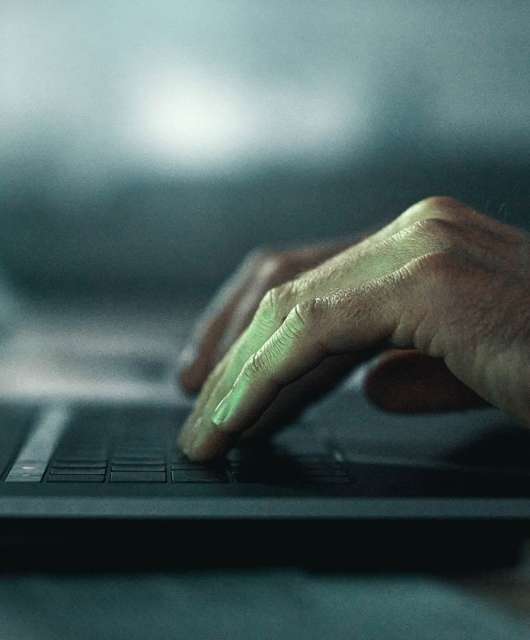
[0,394,528,570]
[1,395,530,519]
[0,300,528,568]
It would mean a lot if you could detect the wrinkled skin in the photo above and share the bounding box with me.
[178,197,530,461]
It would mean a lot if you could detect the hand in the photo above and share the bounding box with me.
[179,197,530,460]
[178,241,366,439]
[178,237,481,435]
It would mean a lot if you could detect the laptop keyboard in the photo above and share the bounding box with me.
[44,454,353,485]
[4,403,356,486]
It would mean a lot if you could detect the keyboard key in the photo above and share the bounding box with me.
[111,457,165,465]
[52,460,107,469]
[110,471,166,483]
[171,469,228,483]
[53,455,106,463]
[48,467,106,476]
[47,474,105,483]
[170,461,206,469]
[170,462,227,472]
[111,464,166,472]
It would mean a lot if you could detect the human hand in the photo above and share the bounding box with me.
[179,197,530,460]
[177,237,480,435]
[178,241,366,439]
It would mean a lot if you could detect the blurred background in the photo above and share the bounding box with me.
[1,0,529,298]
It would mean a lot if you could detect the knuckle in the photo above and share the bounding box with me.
[290,298,322,331]
[258,283,294,321]
[410,217,460,247]
[287,297,332,355]
[416,195,462,213]
[274,298,321,351]
[257,286,278,317]
[401,196,465,227]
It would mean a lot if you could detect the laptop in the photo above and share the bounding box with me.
[0,294,529,568]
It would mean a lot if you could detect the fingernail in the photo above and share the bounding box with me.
[212,390,236,428]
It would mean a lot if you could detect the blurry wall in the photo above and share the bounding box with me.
[0,0,528,295]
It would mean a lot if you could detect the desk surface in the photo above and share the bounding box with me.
[452,543,530,629]
[1,562,530,640]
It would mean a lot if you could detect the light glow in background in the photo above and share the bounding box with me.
[0,0,528,293]
[1,0,528,182]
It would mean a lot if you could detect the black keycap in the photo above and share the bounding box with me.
[52,460,107,469]
[171,469,228,483]
[170,462,206,470]
[111,464,166,472]
[111,457,165,465]
[47,474,105,483]
[48,467,106,475]
[110,471,166,483]
[170,462,227,472]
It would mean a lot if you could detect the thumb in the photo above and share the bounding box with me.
[353,349,487,413]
